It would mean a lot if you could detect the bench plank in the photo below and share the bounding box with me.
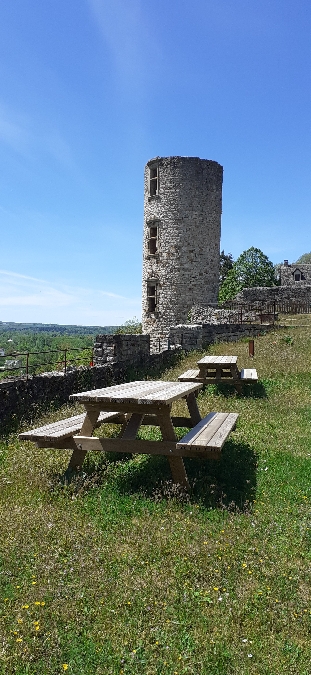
[176,412,238,452]
[19,411,122,442]
[178,369,202,382]
[207,413,239,449]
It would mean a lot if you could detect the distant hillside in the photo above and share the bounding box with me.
[0,322,118,336]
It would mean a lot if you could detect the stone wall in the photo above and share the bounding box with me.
[93,334,150,366]
[142,156,223,341]
[234,285,311,305]
[168,323,275,352]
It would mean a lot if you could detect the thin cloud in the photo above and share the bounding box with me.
[0,101,77,173]
[0,270,141,324]
[88,0,159,93]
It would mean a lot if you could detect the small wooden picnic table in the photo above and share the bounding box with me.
[197,355,240,386]
[178,355,258,393]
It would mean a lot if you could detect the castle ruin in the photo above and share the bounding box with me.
[141,156,223,347]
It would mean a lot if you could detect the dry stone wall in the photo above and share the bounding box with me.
[234,285,311,305]
[142,156,223,342]
[168,323,274,352]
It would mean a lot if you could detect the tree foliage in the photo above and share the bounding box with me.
[219,250,234,285]
[116,317,142,334]
[219,247,277,303]
[295,252,311,264]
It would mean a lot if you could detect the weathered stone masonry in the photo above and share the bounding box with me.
[142,156,223,347]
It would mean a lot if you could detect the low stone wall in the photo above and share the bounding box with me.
[168,323,275,351]
[234,285,311,304]
[93,334,150,366]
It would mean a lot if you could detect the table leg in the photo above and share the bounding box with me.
[157,408,190,490]
[186,392,201,425]
[231,365,242,393]
[66,406,100,473]
[121,413,144,440]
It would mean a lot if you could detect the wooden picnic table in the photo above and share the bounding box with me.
[197,355,240,384]
[19,380,239,490]
[178,355,258,392]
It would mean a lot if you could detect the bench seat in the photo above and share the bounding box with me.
[176,412,238,455]
[178,369,202,382]
[240,368,258,382]
[19,411,122,443]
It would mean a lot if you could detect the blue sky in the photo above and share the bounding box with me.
[1,0,310,325]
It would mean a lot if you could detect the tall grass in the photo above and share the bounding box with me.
[1,326,311,673]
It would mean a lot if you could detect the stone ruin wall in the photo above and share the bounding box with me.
[233,285,311,305]
[142,156,223,348]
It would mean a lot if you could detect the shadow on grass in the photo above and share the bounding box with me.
[101,439,258,512]
[205,381,267,399]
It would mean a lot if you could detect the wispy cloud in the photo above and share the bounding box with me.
[0,103,31,154]
[88,0,159,94]
[0,270,141,325]
[0,101,77,173]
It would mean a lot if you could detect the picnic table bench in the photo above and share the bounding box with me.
[19,380,239,489]
[178,355,258,393]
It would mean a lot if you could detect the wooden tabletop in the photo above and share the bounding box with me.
[197,355,238,365]
[70,380,202,406]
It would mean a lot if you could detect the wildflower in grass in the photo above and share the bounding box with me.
[16,638,23,643]
[248,653,253,658]
[32,582,37,585]
[62,666,68,671]
[213,587,219,591]
[34,601,41,605]
[41,601,45,606]
[22,604,29,609]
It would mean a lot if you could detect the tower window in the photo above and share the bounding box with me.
[147,282,157,312]
[149,165,158,196]
[148,223,158,254]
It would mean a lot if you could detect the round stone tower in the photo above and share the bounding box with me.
[142,156,223,345]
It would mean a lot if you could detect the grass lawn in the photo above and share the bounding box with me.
[1,326,311,674]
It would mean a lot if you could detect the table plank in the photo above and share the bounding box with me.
[70,380,202,406]
[197,355,238,365]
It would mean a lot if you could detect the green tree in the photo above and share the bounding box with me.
[218,268,241,304]
[219,246,277,303]
[295,252,311,264]
[116,317,142,334]
[219,250,234,284]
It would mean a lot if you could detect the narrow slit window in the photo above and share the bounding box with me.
[149,166,158,196]
[148,224,158,254]
[147,283,157,312]
[294,272,301,281]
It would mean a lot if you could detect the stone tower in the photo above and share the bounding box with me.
[142,156,223,345]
